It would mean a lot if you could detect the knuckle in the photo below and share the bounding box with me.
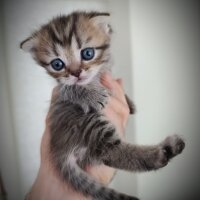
[121,108,129,120]
[123,104,130,115]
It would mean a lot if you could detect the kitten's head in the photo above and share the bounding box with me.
[20,11,112,85]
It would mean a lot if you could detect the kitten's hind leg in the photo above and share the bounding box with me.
[59,155,139,200]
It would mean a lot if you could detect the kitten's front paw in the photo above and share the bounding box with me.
[92,90,109,112]
[156,135,185,168]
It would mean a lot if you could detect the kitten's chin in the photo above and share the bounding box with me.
[59,75,95,86]
[76,76,94,85]
[59,68,100,86]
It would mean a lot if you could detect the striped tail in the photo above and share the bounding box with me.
[61,161,139,200]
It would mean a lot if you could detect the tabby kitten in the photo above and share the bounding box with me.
[21,11,185,200]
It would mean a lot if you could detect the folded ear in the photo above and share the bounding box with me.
[89,12,112,35]
[20,36,37,52]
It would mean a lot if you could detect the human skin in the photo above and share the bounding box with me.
[27,73,131,200]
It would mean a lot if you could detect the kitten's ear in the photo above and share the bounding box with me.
[89,13,112,35]
[20,36,37,52]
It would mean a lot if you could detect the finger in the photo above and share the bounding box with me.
[109,96,129,116]
[103,97,128,135]
[116,79,124,89]
[100,73,123,91]
[101,73,123,95]
[103,105,119,123]
[103,102,124,135]
[111,80,127,104]
[101,74,127,105]
[100,73,115,90]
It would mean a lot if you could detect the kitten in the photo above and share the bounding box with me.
[21,11,185,200]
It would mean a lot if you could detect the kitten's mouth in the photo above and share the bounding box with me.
[76,76,87,83]
[74,76,91,85]
[66,69,97,85]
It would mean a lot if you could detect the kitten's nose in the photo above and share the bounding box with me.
[70,69,82,77]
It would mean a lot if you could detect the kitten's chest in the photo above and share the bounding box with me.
[59,83,108,113]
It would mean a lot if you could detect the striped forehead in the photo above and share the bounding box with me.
[48,14,82,48]
[47,14,106,50]
[54,36,80,65]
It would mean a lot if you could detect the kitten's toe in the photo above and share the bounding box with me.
[161,135,185,160]
[162,145,173,160]
[175,137,185,154]
[156,148,169,168]
[156,135,185,168]
[95,92,109,111]
[163,135,185,157]
[95,101,106,111]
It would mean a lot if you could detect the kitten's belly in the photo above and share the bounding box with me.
[85,164,116,185]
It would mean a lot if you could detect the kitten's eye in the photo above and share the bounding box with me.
[51,58,65,71]
[81,48,95,61]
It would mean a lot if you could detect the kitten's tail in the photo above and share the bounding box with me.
[60,158,139,200]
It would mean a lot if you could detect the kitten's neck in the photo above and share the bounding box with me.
[57,68,110,103]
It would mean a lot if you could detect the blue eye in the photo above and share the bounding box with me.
[51,58,65,71]
[81,48,95,61]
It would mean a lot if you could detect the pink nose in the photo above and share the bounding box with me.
[71,69,82,77]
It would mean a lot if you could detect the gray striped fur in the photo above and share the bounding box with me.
[21,11,185,200]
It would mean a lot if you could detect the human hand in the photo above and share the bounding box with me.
[27,73,130,200]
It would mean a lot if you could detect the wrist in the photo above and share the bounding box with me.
[28,166,63,200]
[28,165,90,200]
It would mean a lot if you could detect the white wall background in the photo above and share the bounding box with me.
[0,0,199,200]
[130,1,200,199]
